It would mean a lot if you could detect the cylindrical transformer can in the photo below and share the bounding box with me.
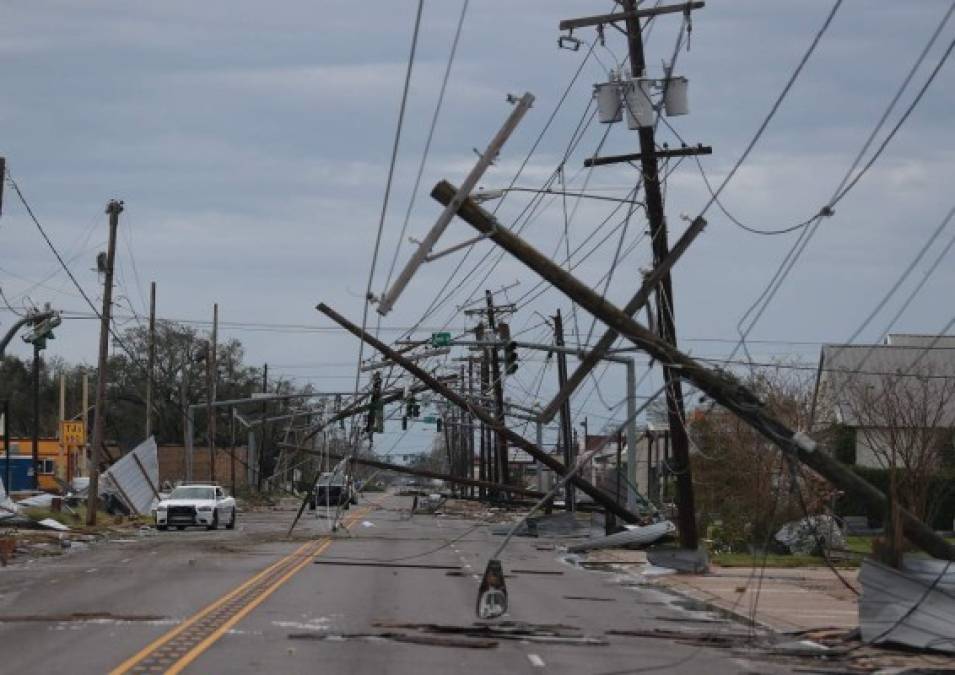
[594,81,622,124]
[664,76,689,117]
[625,79,655,129]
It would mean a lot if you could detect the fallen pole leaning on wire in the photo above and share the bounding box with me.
[315,302,643,525]
[431,179,955,563]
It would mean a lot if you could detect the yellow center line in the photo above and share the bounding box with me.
[165,536,336,675]
[110,504,374,675]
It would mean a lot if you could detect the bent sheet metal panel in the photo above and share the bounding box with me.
[859,555,955,653]
[100,437,160,515]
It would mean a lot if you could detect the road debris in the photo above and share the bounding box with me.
[36,518,70,531]
[99,437,160,516]
[0,612,167,622]
[567,520,676,553]
[312,560,461,571]
[373,620,609,646]
[775,515,848,556]
[288,631,498,649]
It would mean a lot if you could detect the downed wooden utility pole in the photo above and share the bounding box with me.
[431,179,955,562]
[315,303,641,524]
[277,443,546,499]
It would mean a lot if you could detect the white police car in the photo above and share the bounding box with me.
[154,484,237,531]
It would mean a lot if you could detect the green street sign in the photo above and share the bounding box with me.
[430,332,451,347]
[421,416,437,424]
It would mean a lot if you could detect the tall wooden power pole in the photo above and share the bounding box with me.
[257,363,268,491]
[82,372,89,476]
[31,343,40,490]
[619,0,698,550]
[475,323,493,487]
[208,303,218,482]
[484,291,510,491]
[145,281,156,438]
[87,199,123,526]
[553,310,575,511]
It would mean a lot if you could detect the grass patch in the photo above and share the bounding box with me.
[21,506,146,531]
[711,551,836,568]
[712,535,955,568]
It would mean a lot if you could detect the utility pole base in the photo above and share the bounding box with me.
[647,547,710,574]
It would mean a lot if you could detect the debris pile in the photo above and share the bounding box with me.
[568,520,676,553]
[774,515,847,556]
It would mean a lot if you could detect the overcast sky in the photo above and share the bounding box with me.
[2,1,953,451]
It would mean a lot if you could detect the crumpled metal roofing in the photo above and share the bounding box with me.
[101,436,160,515]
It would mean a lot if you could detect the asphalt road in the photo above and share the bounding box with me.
[0,494,796,673]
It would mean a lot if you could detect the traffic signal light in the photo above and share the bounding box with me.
[498,322,518,375]
[22,312,62,350]
[367,373,383,434]
[405,395,420,418]
[436,417,443,432]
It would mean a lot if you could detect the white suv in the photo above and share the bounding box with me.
[155,484,237,531]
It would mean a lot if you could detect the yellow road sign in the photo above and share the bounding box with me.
[61,421,86,446]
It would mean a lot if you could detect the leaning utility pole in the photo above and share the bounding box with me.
[623,0,698,549]
[208,303,218,482]
[553,310,575,511]
[87,199,123,526]
[145,281,156,438]
[430,180,955,561]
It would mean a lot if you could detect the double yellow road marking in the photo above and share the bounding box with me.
[111,506,371,675]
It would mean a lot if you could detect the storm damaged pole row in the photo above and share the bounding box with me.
[277,442,547,500]
[286,375,459,534]
[430,179,955,562]
[315,303,643,524]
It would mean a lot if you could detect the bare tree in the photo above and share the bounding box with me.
[689,363,832,551]
[840,365,955,523]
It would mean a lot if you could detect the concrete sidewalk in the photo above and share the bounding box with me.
[649,565,860,632]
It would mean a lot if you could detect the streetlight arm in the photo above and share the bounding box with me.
[0,311,55,361]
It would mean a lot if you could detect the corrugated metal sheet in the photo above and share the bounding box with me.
[859,556,955,653]
[101,437,159,515]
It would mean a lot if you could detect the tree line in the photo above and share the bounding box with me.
[0,322,309,457]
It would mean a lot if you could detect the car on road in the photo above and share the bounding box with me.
[309,472,357,509]
[154,484,237,531]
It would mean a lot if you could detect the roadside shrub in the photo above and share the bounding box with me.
[835,466,955,530]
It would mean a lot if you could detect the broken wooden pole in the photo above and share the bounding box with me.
[315,302,641,524]
[430,179,955,562]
